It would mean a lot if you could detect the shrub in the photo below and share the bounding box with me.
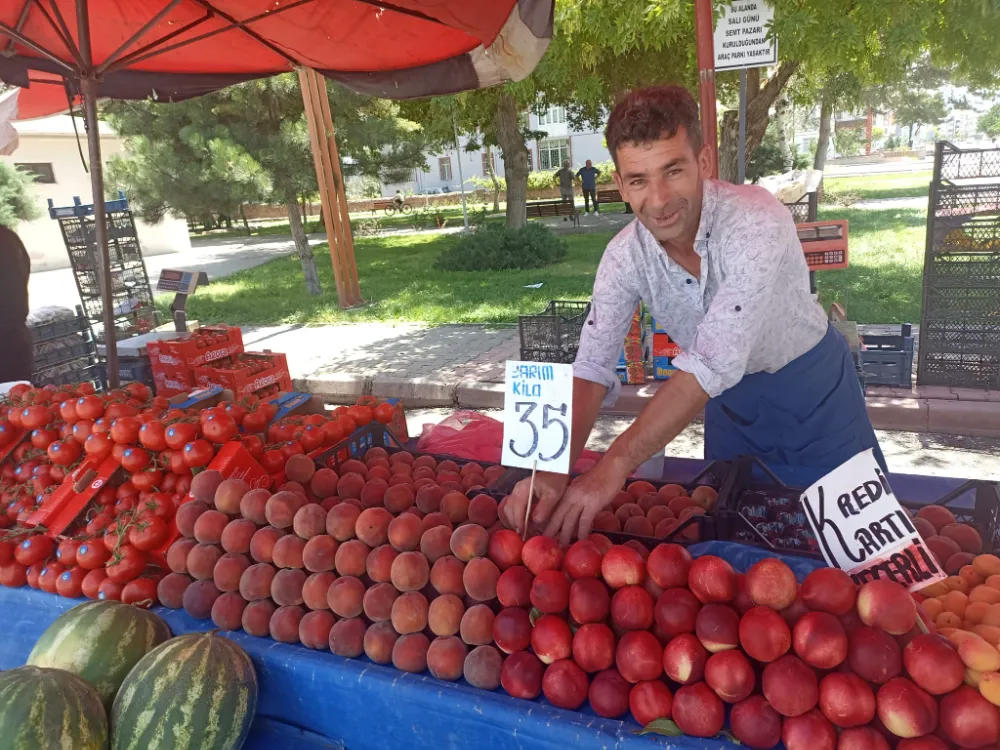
[435,223,567,272]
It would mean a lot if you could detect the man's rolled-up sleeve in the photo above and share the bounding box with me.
[573,244,641,406]
[671,212,792,398]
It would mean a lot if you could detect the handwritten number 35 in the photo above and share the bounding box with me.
[509,402,569,462]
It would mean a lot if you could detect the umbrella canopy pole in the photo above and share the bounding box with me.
[298,67,361,308]
[76,0,119,387]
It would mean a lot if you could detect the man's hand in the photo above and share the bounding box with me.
[502,471,569,536]
[542,459,629,546]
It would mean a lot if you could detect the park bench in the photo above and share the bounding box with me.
[371,198,412,216]
[596,187,622,204]
[525,199,579,227]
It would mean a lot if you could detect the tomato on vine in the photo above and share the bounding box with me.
[106,544,146,583]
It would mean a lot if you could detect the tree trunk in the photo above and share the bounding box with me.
[908,124,914,149]
[239,204,251,236]
[493,92,530,229]
[814,98,833,170]
[719,63,800,183]
[864,108,873,156]
[485,147,501,212]
[774,93,794,172]
[286,200,323,296]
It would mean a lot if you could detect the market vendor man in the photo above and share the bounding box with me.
[505,85,885,544]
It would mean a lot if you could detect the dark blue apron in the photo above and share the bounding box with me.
[704,324,887,472]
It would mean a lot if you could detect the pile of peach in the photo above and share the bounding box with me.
[912,504,987,574]
[591,479,718,540]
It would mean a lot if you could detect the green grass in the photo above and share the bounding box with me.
[821,171,932,204]
[165,230,610,327]
[174,205,929,327]
[815,206,926,323]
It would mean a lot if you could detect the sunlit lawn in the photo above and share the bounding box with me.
[170,206,928,327]
[821,171,932,203]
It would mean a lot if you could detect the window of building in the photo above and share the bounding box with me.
[481,151,496,176]
[538,106,567,126]
[15,163,55,184]
[538,138,570,171]
[438,157,453,181]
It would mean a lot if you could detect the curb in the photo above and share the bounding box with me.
[298,374,1000,438]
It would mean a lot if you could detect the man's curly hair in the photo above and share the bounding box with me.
[605,86,703,166]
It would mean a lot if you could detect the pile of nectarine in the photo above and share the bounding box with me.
[591,479,718,541]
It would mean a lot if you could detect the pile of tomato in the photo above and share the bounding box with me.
[0,382,398,607]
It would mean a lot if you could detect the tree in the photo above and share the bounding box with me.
[106,74,435,295]
[0,161,40,229]
[979,103,1000,140]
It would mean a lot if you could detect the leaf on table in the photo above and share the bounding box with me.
[635,719,682,737]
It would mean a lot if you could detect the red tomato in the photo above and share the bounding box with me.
[38,562,66,593]
[161,472,178,493]
[21,406,54,430]
[242,410,268,433]
[333,406,349,417]
[92,417,111,434]
[76,382,96,396]
[320,420,345,445]
[85,512,113,536]
[224,403,247,425]
[347,405,374,426]
[302,414,326,427]
[0,540,12,565]
[120,447,151,474]
[14,535,54,566]
[261,449,284,474]
[30,429,58,450]
[121,577,158,608]
[110,416,142,445]
[279,441,304,460]
[0,421,20,446]
[240,434,264,458]
[138,421,167,451]
[169,451,189,475]
[130,469,163,493]
[300,425,325,452]
[59,422,74,441]
[175,474,192,495]
[114,496,136,515]
[129,517,169,551]
[105,403,138,421]
[55,565,87,598]
[48,439,81,466]
[137,493,174,522]
[202,413,238,444]
[149,396,170,412]
[55,539,80,566]
[165,422,198,450]
[110,443,131,464]
[98,578,124,601]
[340,415,357,435]
[76,541,111,569]
[374,402,395,424]
[71,420,95,445]
[182,440,214,468]
[84,432,113,461]
[105,545,146,584]
[26,561,45,588]
[58,400,79,424]
[81,568,107,598]
[125,382,151,402]
[116,481,139,501]
[75,395,105,421]
[94,486,116,507]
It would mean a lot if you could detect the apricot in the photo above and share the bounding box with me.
[972,585,1000,604]
[979,670,1000,705]
[958,633,1000,672]
[937,611,963,629]
[974,555,1000,578]
[962,565,987,589]
[920,597,944,620]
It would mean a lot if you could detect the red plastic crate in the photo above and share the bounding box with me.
[147,325,244,369]
[194,352,292,399]
[0,427,29,466]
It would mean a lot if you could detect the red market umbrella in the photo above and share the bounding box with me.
[0,0,553,385]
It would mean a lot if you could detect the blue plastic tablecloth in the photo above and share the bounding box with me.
[0,540,822,750]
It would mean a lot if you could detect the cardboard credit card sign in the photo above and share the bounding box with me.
[501,361,574,475]
[800,449,946,591]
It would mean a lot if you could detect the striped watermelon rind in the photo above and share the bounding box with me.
[111,631,258,750]
[27,599,171,710]
[0,665,109,750]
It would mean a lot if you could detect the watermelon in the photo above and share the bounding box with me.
[0,665,109,750]
[112,631,257,750]
[27,599,171,709]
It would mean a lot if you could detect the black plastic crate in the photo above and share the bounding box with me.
[861,325,915,387]
[518,300,591,364]
[33,362,104,390]
[782,191,818,224]
[97,356,155,389]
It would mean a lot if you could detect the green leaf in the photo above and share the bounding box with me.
[529,607,544,626]
[635,719,682,737]
[719,729,742,744]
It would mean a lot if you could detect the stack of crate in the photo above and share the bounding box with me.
[650,319,683,380]
[194,351,293,400]
[146,325,244,397]
[616,306,649,385]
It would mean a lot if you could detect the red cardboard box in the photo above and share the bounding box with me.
[652,333,683,359]
[195,352,293,400]
[152,366,193,397]
[146,325,244,369]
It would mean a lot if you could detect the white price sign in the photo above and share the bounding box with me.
[501,361,573,474]
[713,0,778,71]
[800,449,946,592]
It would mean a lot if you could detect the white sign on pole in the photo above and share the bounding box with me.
[501,361,574,475]
[800,449,946,592]
[713,0,778,71]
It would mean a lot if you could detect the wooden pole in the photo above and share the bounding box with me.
[298,67,362,307]
[694,0,719,179]
[313,72,362,305]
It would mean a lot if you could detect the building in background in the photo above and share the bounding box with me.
[1,116,191,272]
[382,105,613,197]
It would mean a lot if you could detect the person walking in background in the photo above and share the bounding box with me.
[577,159,601,214]
[0,225,33,383]
[554,159,575,220]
